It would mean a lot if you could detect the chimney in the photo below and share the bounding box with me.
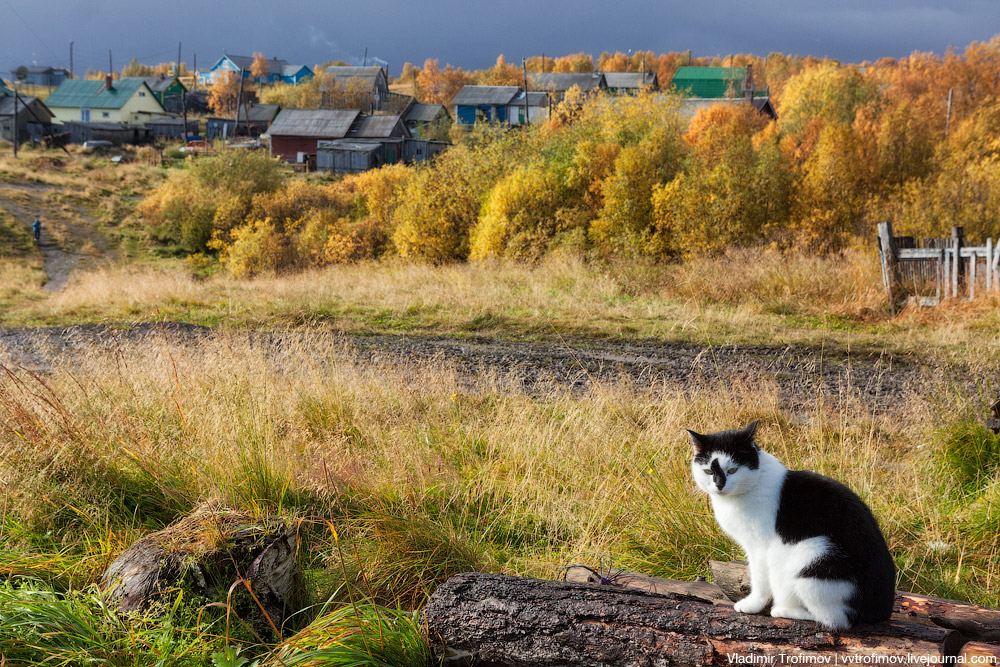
[105,74,114,91]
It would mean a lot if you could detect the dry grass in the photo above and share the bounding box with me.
[6,249,1000,362]
[1,330,996,612]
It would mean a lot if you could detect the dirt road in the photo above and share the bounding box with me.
[0,323,938,414]
[0,181,110,291]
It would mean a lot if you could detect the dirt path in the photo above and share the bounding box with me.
[0,182,111,291]
[0,323,942,414]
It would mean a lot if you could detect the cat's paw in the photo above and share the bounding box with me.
[734,597,769,614]
[771,605,815,621]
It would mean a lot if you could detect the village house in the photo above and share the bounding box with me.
[451,85,520,124]
[266,108,362,162]
[0,92,54,143]
[602,71,659,94]
[10,66,71,88]
[402,101,450,138]
[669,65,777,120]
[507,91,550,125]
[528,72,606,102]
[121,75,187,106]
[44,77,170,125]
[198,54,312,86]
[320,66,392,110]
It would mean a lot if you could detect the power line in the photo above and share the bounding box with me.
[0,0,59,62]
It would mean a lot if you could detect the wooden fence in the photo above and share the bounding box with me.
[877,221,1000,314]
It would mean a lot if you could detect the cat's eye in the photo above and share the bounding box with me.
[702,468,712,474]
[727,467,738,474]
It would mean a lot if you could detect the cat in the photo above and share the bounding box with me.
[688,421,895,631]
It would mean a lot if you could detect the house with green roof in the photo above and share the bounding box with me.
[669,65,776,120]
[44,77,170,125]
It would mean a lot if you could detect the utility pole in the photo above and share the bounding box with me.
[522,59,529,126]
[69,41,73,79]
[193,54,197,91]
[108,49,113,76]
[363,47,367,67]
[12,88,18,158]
[177,41,182,76]
[233,66,245,140]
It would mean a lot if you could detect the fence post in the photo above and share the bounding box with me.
[988,238,993,292]
[878,221,898,315]
[953,226,964,299]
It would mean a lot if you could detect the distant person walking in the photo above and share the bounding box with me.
[32,217,42,243]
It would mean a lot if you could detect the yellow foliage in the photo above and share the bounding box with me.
[470,166,566,261]
[212,217,294,278]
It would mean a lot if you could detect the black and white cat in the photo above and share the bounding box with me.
[689,421,895,630]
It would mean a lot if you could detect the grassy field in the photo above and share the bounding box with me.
[4,147,1000,665]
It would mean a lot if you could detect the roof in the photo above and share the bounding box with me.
[510,91,549,107]
[121,76,185,94]
[674,96,776,120]
[529,73,606,93]
[404,103,447,123]
[670,67,747,98]
[317,139,381,153]
[44,79,160,110]
[0,80,12,95]
[602,72,657,89]
[238,103,280,122]
[0,95,41,116]
[348,114,409,138]
[268,108,360,138]
[451,85,520,106]
[322,66,385,85]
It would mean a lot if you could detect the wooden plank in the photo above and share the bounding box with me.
[878,222,898,316]
[987,238,993,291]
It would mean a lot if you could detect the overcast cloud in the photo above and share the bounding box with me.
[1,0,997,78]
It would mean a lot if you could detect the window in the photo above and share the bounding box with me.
[101,111,110,118]
[139,91,146,97]
[80,109,90,121]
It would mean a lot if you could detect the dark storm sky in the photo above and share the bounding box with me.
[1,0,998,78]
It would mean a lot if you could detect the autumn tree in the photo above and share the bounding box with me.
[208,71,241,117]
[122,58,154,77]
[322,76,374,110]
[416,59,473,105]
[250,51,269,91]
[477,54,522,87]
[778,63,876,135]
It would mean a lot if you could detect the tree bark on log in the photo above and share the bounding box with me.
[423,572,974,667]
[707,560,1000,644]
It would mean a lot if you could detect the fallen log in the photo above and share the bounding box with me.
[101,501,306,638]
[423,572,972,667]
[708,560,1000,644]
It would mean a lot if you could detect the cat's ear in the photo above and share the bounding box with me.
[686,429,708,451]
[740,420,760,444]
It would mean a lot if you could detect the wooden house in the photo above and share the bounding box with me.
[506,91,550,125]
[266,108,362,162]
[0,93,54,142]
[11,66,71,88]
[45,77,170,125]
[320,66,390,110]
[121,76,187,106]
[670,66,776,120]
[451,85,520,125]
[402,102,451,138]
[61,121,152,145]
[528,73,606,102]
[602,71,658,94]
[198,54,312,86]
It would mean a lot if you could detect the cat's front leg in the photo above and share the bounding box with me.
[733,554,772,614]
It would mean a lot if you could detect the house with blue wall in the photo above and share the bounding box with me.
[198,54,312,86]
[450,85,520,125]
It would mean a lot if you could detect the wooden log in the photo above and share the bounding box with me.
[708,561,1000,644]
[423,572,967,667]
[959,641,1000,664]
[563,565,731,605]
[101,501,306,638]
